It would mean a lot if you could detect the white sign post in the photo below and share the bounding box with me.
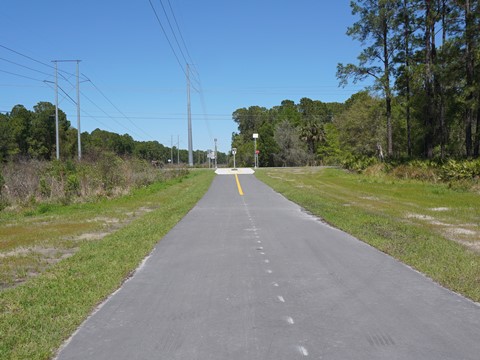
[232,148,237,170]
[253,133,259,168]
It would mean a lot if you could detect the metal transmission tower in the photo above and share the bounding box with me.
[186,64,193,166]
[53,61,60,160]
[214,138,218,169]
[52,59,82,160]
[76,60,82,160]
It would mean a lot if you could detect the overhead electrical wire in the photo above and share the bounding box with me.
[147,0,221,150]
[0,44,84,80]
[0,43,154,141]
[148,0,201,87]
[166,0,194,64]
[45,80,117,132]
[147,0,187,77]
[82,75,153,140]
[80,90,144,139]
[157,0,189,66]
[0,69,45,83]
[0,57,53,77]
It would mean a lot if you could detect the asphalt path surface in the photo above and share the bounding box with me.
[56,173,480,360]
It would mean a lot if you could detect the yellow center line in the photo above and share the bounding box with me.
[234,174,244,196]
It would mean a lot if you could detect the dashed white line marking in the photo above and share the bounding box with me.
[277,295,285,303]
[257,240,262,244]
[272,282,279,287]
[264,259,270,263]
[266,269,273,274]
[297,345,309,356]
[286,316,294,324]
[260,252,265,255]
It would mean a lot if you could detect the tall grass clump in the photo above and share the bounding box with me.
[345,157,480,190]
[0,155,187,211]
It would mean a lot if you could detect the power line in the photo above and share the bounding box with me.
[0,44,154,140]
[157,0,188,66]
[0,44,83,79]
[0,69,45,82]
[43,83,118,133]
[0,57,53,77]
[166,0,194,64]
[147,0,186,76]
[80,90,144,139]
[82,75,153,140]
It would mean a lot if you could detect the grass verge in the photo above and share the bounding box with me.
[0,169,187,288]
[256,167,480,302]
[0,169,215,360]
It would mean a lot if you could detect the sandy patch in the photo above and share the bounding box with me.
[360,196,380,201]
[406,213,435,221]
[405,212,479,251]
[448,228,477,236]
[0,246,75,260]
[74,232,110,241]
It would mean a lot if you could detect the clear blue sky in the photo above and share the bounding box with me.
[1,0,366,154]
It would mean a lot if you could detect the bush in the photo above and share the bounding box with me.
[358,159,480,187]
[341,154,379,172]
[440,159,480,181]
[0,154,189,211]
[387,160,440,182]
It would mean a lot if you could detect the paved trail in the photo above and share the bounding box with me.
[56,173,480,360]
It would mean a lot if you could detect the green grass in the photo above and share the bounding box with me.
[0,170,194,287]
[256,167,480,302]
[0,169,215,359]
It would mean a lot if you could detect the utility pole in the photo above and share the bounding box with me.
[186,64,193,166]
[214,138,218,169]
[76,60,82,161]
[52,59,81,161]
[177,135,180,164]
[171,135,173,164]
[53,61,60,160]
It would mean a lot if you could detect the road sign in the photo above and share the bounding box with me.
[255,150,260,154]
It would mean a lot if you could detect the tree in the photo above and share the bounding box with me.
[232,106,268,135]
[273,120,308,166]
[337,0,400,157]
[335,91,386,157]
[0,113,15,161]
[394,0,422,157]
[257,119,279,167]
[297,98,328,160]
[9,105,32,157]
[457,0,480,157]
[28,102,70,160]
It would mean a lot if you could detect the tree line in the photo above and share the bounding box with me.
[232,0,480,166]
[231,98,344,167]
[337,0,480,159]
[0,102,226,165]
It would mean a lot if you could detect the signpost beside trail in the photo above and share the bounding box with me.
[253,133,259,168]
[232,148,237,170]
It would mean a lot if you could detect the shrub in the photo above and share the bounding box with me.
[66,174,80,197]
[341,154,379,172]
[440,159,480,181]
[388,161,440,182]
[0,155,190,211]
